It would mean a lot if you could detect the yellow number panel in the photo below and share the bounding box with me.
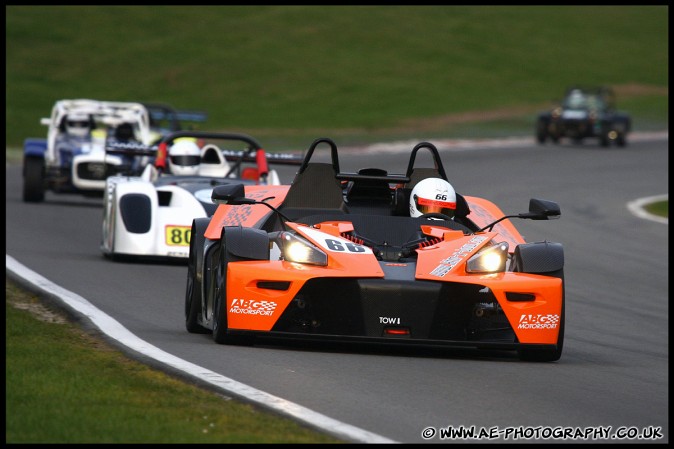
[165,226,191,246]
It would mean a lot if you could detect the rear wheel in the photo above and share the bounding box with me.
[23,156,45,202]
[518,269,565,362]
[185,219,210,334]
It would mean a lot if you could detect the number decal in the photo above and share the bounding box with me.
[299,226,373,255]
[345,242,366,253]
[165,226,191,246]
[325,239,343,251]
[325,239,366,253]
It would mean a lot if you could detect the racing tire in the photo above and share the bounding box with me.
[616,133,627,147]
[599,126,610,147]
[517,269,565,362]
[23,156,46,203]
[212,229,254,345]
[185,219,211,334]
[535,121,547,144]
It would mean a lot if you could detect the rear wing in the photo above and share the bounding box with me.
[105,141,158,157]
[147,109,208,125]
[142,102,208,131]
[221,149,303,165]
[105,141,302,166]
[169,110,208,123]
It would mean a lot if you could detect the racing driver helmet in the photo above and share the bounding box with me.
[168,139,201,176]
[409,177,457,219]
[65,113,92,138]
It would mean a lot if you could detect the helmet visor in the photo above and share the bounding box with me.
[170,155,201,166]
[67,120,89,129]
[415,195,456,217]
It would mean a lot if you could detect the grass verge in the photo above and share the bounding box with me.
[5,277,342,444]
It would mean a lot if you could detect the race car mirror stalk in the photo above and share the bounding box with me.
[478,198,561,232]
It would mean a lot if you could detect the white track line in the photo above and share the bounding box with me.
[5,255,398,444]
[627,194,669,225]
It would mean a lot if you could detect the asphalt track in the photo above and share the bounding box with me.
[5,133,669,443]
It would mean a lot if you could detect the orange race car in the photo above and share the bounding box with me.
[185,138,565,362]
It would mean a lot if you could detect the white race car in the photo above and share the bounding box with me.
[101,131,302,261]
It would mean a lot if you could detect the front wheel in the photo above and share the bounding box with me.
[599,126,611,147]
[23,156,46,202]
[211,276,229,343]
[212,230,254,345]
[185,219,210,334]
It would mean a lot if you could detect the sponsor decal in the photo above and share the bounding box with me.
[430,235,487,277]
[518,314,560,330]
[166,250,188,258]
[222,205,254,226]
[229,298,277,316]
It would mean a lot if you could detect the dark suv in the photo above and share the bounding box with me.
[535,87,631,147]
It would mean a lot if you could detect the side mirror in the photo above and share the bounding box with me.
[525,198,561,220]
[477,198,561,233]
[211,184,249,205]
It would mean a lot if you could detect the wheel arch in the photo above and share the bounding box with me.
[512,241,564,273]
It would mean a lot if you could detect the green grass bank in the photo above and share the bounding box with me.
[6,5,668,154]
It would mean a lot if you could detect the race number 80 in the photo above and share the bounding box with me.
[165,226,191,246]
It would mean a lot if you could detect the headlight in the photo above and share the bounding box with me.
[281,232,327,266]
[466,241,509,273]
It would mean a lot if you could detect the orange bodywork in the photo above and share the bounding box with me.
[206,188,562,345]
[464,195,526,248]
[205,185,289,239]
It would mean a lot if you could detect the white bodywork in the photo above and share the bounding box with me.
[101,144,282,260]
[102,174,209,259]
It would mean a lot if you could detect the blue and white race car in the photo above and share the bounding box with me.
[101,131,302,261]
[22,99,207,202]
